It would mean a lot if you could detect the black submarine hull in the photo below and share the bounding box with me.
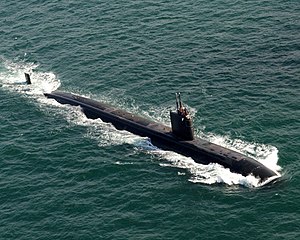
[44,91,278,182]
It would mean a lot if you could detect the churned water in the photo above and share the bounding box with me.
[0,1,299,239]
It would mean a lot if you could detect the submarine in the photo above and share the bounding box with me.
[24,71,278,183]
[42,88,279,183]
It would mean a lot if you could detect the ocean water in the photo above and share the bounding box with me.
[0,0,299,239]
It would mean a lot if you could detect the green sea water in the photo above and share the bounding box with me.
[0,0,299,239]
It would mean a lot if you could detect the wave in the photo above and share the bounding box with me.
[0,58,60,96]
[197,132,281,173]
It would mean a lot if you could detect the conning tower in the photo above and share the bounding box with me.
[170,93,194,141]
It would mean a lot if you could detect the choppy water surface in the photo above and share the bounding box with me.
[0,0,299,239]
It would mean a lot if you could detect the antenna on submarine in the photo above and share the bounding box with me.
[24,73,31,84]
[175,93,179,111]
[178,92,183,111]
[175,92,184,112]
[175,92,189,117]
